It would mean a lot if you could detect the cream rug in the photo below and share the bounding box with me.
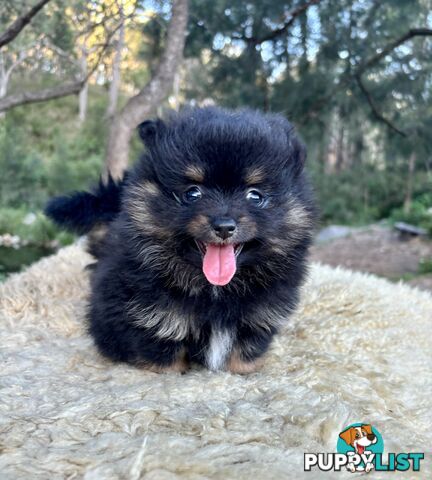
[0,245,431,479]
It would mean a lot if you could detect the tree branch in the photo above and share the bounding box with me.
[292,25,432,139]
[43,39,79,66]
[0,0,52,49]
[350,28,432,137]
[357,28,432,76]
[0,44,105,111]
[355,74,406,137]
[5,50,29,80]
[0,16,122,113]
[246,0,322,45]
[0,81,83,111]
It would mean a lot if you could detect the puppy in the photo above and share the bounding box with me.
[46,107,317,373]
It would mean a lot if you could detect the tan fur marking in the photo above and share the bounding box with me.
[238,216,257,236]
[284,199,313,230]
[185,165,205,183]
[87,223,108,247]
[125,184,170,238]
[89,223,108,241]
[268,242,286,255]
[137,349,189,373]
[227,350,264,374]
[87,223,108,253]
[244,166,266,185]
[128,302,192,341]
[244,305,288,333]
[187,214,210,237]
[140,181,159,196]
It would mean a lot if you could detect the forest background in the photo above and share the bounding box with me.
[0,0,431,279]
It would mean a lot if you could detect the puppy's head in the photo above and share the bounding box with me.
[124,107,316,287]
[339,425,377,453]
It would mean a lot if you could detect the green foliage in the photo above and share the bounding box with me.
[1,0,431,282]
[0,121,46,208]
[312,167,432,227]
[419,257,432,275]
[48,5,75,52]
[0,85,107,208]
[45,131,103,196]
[185,0,432,175]
[390,193,432,236]
[0,208,74,247]
[0,207,74,277]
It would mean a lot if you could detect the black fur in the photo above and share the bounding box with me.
[46,107,317,373]
[45,176,124,235]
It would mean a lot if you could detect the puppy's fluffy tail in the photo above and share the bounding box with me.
[45,176,124,234]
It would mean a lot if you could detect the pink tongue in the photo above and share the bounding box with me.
[203,244,236,286]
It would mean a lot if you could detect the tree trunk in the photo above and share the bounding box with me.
[299,11,309,74]
[106,6,125,119]
[0,54,7,119]
[78,51,88,123]
[78,81,88,123]
[335,123,345,172]
[0,51,20,119]
[403,152,416,214]
[104,0,189,180]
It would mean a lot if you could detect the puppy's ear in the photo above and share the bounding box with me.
[290,134,307,177]
[138,119,165,146]
[339,427,355,446]
[362,424,373,435]
[267,115,306,177]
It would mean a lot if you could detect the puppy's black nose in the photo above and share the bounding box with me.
[212,217,236,239]
[367,434,375,441]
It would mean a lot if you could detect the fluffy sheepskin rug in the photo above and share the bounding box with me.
[0,245,431,479]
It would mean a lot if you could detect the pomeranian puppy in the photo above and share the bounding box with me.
[46,107,316,373]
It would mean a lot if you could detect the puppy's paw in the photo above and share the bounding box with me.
[227,351,264,374]
[149,360,190,374]
[138,350,190,374]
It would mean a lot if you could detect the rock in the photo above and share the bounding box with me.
[22,212,37,225]
[315,225,355,244]
[394,222,427,237]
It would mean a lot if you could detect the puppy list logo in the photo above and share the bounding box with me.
[304,423,424,473]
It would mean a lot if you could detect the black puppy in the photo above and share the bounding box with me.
[46,107,317,373]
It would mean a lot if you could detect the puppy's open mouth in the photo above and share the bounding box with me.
[194,241,244,286]
[195,241,244,257]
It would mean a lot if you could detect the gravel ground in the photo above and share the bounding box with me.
[310,224,432,292]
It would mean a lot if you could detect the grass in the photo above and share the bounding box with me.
[419,257,432,275]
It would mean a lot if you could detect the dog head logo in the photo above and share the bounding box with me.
[339,424,377,454]
[337,423,384,473]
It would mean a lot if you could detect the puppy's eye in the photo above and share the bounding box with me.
[246,189,265,207]
[183,186,202,203]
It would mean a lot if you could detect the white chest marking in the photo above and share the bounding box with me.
[206,329,233,371]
